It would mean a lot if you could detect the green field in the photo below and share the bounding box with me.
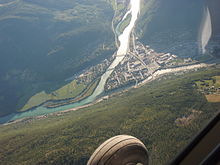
[0,67,220,165]
[195,75,220,91]
[20,80,87,111]
[214,76,220,87]
[196,79,215,88]
[195,75,220,102]
[45,78,100,108]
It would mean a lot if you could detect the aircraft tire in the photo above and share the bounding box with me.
[87,135,149,165]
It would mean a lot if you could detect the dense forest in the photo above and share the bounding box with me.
[0,67,219,165]
[0,0,115,116]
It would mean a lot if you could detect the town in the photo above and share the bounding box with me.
[105,41,194,91]
[73,41,196,92]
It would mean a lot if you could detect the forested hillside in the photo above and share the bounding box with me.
[138,0,205,58]
[0,0,115,116]
[0,67,219,165]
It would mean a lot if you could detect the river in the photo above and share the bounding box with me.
[0,0,141,124]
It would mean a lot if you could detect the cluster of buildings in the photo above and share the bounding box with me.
[76,58,112,85]
[73,41,196,93]
[105,42,178,90]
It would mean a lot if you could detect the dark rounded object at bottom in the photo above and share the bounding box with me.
[87,135,149,165]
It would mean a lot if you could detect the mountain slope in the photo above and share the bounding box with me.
[138,0,205,58]
[0,0,115,117]
[0,67,220,165]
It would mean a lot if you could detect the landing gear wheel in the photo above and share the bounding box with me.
[87,135,149,165]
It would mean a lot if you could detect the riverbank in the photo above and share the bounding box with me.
[2,95,107,126]
[138,63,213,87]
[2,62,215,126]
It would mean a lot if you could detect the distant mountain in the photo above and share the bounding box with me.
[0,0,115,117]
